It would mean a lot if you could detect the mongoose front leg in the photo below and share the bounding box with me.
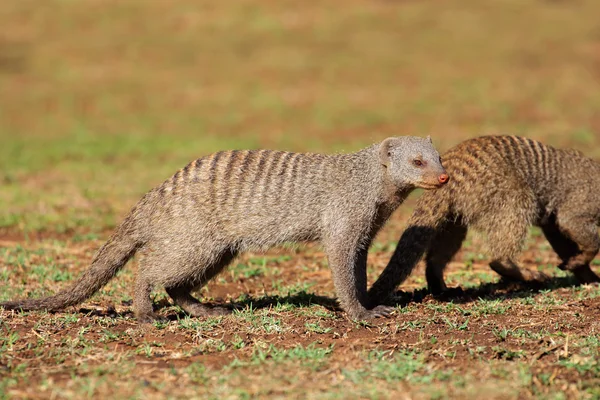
[425,222,468,295]
[325,238,394,320]
[555,215,600,283]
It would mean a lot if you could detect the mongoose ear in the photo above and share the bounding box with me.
[379,137,395,167]
[427,135,432,143]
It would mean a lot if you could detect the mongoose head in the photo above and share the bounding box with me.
[380,136,448,190]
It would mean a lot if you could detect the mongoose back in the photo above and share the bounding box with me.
[2,136,448,322]
[368,135,600,303]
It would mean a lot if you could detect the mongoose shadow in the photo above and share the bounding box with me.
[368,135,600,307]
[384,275,582,309]
[157,291,341,321]
[74,276,579,319]
[77,292,341,321]
[229,291,340,312]
[12,292,342,321]
[2,136,449,323]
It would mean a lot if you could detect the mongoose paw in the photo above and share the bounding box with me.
[207,306,233,316]
[370,305,396,318]
[136,312,163,325]
[183,304,233,317]
[524,269,551,282]
[351,305,396,320]
[571,266,600,284]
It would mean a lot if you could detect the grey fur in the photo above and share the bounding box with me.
[368,135,600,305]
[2,136,447,322]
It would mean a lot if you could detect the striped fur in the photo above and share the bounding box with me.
[368,135,600,304]
[2,136,447,323]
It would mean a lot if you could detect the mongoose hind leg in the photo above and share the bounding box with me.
[425,221,468,296]
[134,277,158,323]
[488,258,548,283]
[552,214,600,284]
[484,210,549,283]
[165,249,238,317]
[166,286,230,317]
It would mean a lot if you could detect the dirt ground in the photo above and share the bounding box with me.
[2,0,600,398]
[2,212,600,399]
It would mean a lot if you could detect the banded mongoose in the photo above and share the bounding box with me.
[2,137,448,322]
[368,135,600,304]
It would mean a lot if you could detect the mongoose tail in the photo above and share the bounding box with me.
[367,189,451,306]
[1,215,141,311]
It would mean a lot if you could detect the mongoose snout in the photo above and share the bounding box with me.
[438,173,449,184]
[418,169,449,189]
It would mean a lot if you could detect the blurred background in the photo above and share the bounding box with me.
[1,0,599,234]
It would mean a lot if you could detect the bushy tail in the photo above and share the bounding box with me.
[1,216,142,312]
[367,189,451,306]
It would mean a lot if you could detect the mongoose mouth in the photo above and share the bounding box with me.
[420,182,446,190]
[420,175,449,189]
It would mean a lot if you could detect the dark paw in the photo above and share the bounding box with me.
[523,269,551,282]
[351,305,395,321]
[369,305,395,318]
[572,266,600,284]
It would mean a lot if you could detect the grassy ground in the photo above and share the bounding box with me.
[1,0,600,399]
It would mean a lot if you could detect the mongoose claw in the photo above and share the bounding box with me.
[349,305,395,321]
[525,270,551,282]
[371,305,396,317]
[364,305,396,319]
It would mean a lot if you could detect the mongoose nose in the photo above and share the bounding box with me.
[438,173,449,184]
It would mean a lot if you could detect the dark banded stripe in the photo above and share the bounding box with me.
[222,150,242,203]
[192,158,203,182]
[232,150,256,204]
[208,151,223,184]
[263,151,288,190]
[284,153,301,199]
[259,151,284,196]
[181,160,194,182]
[275,152,294,176]
[222,150,239,183]
[208,151,224,203]
[511,136,528,170]
[248,150,270,199]
[497,136,517,161]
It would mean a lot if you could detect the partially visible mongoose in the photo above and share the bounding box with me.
[2,136,448,322]
[368,135,600,304]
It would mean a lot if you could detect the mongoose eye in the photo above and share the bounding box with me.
[413,159,423,167]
